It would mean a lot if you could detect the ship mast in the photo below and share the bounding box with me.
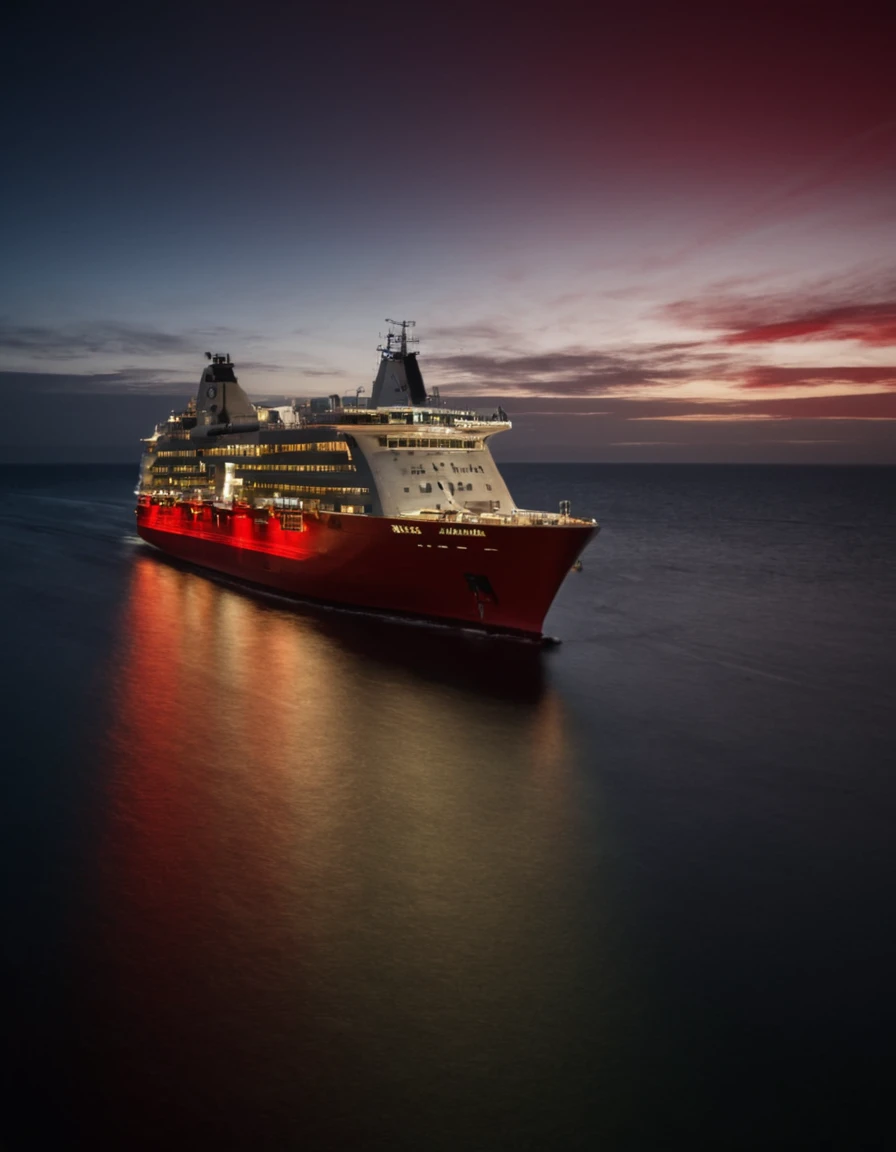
[381,319,417,359]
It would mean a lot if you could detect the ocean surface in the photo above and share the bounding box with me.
[2,463,895,1149]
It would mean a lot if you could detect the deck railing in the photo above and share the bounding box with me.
[415,507,595,528]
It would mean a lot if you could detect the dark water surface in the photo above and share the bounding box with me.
[2,464,895,1149]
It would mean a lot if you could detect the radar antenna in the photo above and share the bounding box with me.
[380,319,418,358]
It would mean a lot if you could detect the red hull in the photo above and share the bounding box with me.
[135,502,597,636]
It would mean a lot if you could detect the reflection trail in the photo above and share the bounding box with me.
[75,552,621,1147]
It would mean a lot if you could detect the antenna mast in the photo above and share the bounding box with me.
[382,319,418,358]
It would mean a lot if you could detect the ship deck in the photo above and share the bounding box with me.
[411,507,595,528]
[140,494,595,530]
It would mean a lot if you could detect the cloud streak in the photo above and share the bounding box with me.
[428,342,726,395]
[741,366,896,389]
[667,299,896,347]
[664,271,896,343]
[0,369,191,394]
[0,320,262,361]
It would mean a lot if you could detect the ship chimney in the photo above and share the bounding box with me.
[192,353,260,438]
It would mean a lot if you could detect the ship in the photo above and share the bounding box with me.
[135,321,598,637]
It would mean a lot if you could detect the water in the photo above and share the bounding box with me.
[2,464,895,1149]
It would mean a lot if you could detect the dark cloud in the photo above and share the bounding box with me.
[0,320,263,361]
[0,369,192,394]
[748,391,896,419]
[428,342,724,395]
[741,365,896,389]
[0,365,349,397]
[426,322,517,343]
[231,359,346,380]
[231,361,290,374]
[0,321,194,359]
[483,391,896,423]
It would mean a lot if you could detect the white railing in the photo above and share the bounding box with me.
[413,507,595,528]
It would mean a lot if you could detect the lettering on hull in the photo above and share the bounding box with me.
[390,523,488,538]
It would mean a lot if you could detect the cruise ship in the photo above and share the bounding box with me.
[135,322,598,636]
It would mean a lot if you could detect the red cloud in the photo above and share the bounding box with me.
[665,295,896,346]
[726,303,896,346]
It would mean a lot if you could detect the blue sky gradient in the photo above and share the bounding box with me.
[2,0,894,460]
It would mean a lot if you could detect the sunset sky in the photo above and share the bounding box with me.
[2,0,894,461]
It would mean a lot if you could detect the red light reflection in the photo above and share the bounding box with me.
[75,552,593,1145]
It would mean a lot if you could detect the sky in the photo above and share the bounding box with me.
[1,0,895,462]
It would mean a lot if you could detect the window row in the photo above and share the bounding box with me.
[198,444,259,456]
[377,437,482,450]
[231,463,357,473]
[147,477,209,489]
[261,441,348,454]
[197,440,350,457]
[242,482,370,496]
[152,462,356,478]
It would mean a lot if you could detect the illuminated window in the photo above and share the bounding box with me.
[228,463,356,473]
[242,481,369,496]
[380,436,482,451]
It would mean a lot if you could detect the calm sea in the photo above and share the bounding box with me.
[2,464,895,1149]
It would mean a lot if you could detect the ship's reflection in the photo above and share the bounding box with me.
[136,544,552,703]
[75,553,616,1146]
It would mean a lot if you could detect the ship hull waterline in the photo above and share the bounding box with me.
[136,503,598,637]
